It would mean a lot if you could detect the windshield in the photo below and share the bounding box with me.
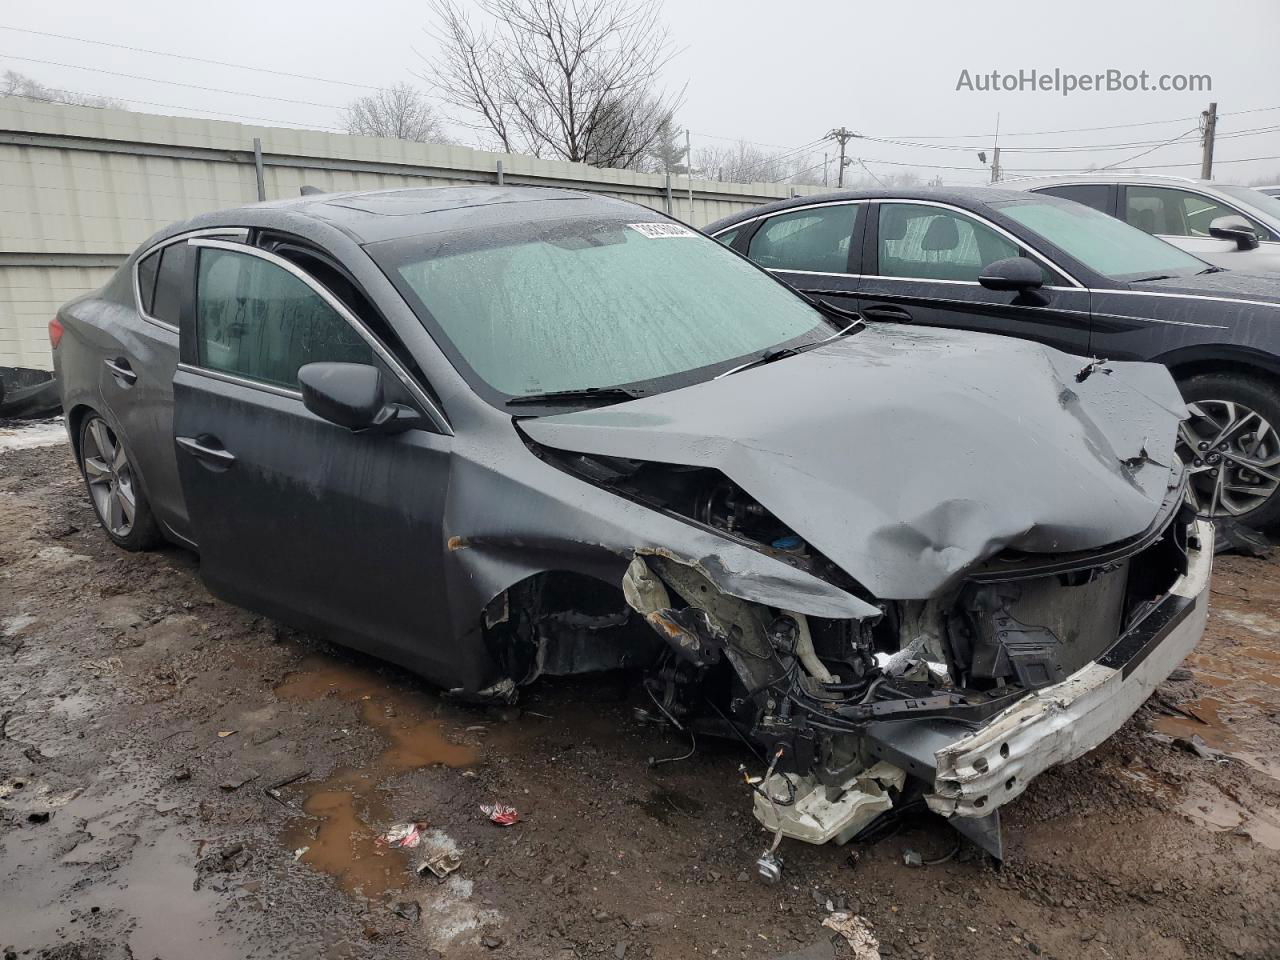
[1215,184,1280,224]
[371,214,829,404]
[994,197,1209,281]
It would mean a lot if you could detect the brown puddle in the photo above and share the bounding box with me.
[275,657,479,898]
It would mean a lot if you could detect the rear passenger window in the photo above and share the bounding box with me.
[877,204,1021,282]
[1035,184,1111,213]
[195,247,374,389]
[151,244,188,327]
[136,250,161,316]
[748,205,857,273]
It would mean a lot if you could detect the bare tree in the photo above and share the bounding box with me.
[344,82,450,142]
[427,0,680,169]
[1,69,126,109]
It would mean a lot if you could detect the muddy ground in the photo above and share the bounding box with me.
[2,429,1279,960]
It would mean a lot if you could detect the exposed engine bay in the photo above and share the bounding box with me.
[488,452,1210,872]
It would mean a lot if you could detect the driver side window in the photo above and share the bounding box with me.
[877,204,1022,282]
[194,247,375,389]
[1124,186,1271,240]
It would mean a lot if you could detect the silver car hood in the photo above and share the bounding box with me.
[521,325,1186,599]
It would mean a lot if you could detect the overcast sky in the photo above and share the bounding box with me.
[4,0,1278,185]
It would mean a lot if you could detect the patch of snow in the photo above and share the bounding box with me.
[0,419,67,453]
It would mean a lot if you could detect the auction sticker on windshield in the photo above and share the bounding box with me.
[628,222,698,239]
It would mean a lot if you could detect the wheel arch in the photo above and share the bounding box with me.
[1156,345,1280,388]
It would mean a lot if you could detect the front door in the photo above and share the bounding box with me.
[171,238,459,681]
[857,201,1093,357]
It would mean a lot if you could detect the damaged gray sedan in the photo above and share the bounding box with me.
[52,186,1211,866]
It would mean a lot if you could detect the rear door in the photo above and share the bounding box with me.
[857,201,1093,356]
[101,232,244,544]
[172,237,459,678]
[739,201,864,310]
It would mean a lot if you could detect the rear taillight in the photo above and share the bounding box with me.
[48,317,64,349]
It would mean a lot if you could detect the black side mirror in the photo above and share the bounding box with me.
[298,362,422,434]
[1208,215,1260,251]
[978,257,1044,292]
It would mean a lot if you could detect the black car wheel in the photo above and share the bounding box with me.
[1177,373,1280,527]
[78,413,161,550]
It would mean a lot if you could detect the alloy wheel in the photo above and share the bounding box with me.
[1178,399,1280,518]
[82,417,137,538]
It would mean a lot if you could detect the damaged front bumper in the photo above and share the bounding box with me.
[924,518,1213,820]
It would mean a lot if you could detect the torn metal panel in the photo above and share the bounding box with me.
[522,324,1187,599]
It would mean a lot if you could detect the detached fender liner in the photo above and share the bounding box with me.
[925,519,1213,819]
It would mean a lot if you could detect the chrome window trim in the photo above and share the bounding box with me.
[187,237,452,435]
[715,197,1084,288]
[873,198,1085,288]
[853,273,1080,293]
[177,361,303,400]
[709,198,869,237]
[131,227,250,333]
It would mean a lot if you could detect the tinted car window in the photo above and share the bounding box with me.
[878,204,1019,282]
[714,227,740,248]
[1035,183,1111,213]
[151,244,189,327]
[1125,186,1242,238]
[195,247,374,389]
[748,204,857,273]
[136,250,161,315]
[997,197,1208,281]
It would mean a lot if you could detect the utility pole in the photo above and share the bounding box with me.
[685,128,694,218]
[989,113,1001,184]
[828,127,859,187]
[1200,102,1218,180]
[823,152,828,187]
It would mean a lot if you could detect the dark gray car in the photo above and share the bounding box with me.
[52,186,1211,864]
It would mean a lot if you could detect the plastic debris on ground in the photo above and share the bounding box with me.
[821,912,881,960]
[417,850,463,879]
[379,821,428,849]
[902,848,923,867]
[480,802,519,826]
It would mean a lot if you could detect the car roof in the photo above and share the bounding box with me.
[174,185,653,245]
[702,185,1038,234]
[1002,173,1211,190]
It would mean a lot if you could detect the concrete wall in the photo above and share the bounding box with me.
[0,99,815,371]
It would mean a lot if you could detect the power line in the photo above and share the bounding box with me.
[879,106,1280,142]
[858,124,1280,155]
[0,53,347,110]
[0,24,381,90]
[1098,126,1200,170]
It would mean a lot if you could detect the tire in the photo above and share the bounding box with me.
[1177,372,1280,529]
[77,412,162,551]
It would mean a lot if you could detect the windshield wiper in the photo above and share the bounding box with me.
[715,347,800,379]
[1130,274,1176,282]
[1197,266,1226,275]
[506,386,645,407]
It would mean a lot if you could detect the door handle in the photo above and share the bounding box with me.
[860,305,913,323]
[176,435,237,467]
[104,357,138,385]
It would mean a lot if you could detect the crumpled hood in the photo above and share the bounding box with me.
[520,325,1186,599]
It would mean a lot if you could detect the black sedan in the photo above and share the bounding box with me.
[707,187,1280,526]
[53,186,1209,862]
